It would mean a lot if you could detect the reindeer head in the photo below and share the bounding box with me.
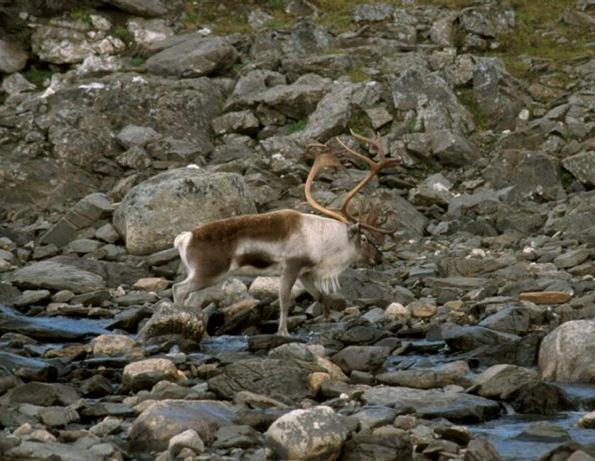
[305,130,400,266]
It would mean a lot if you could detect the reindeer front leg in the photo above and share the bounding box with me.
[278,262,302,336]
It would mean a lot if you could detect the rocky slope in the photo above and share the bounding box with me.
[0,0,594,460]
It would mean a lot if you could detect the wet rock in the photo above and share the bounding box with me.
[0,39,28,73]
[113,167,255,255]
[266,405,350,461]
[539,320,595,383]
[122,358,180,392]
[562,151,595,187]
[207,358,314,404]
[0,351,57,381]
[508,381,575,415]
[578,410,595,429]
[472,364,538,399]
[341,425,413,461]
[464,438,504,461]
[331,346,391,373]
[105,0,167,17]
[478,306,535,335]
[145,35,238,78]
[376,360,472,389]
[517,421,570,442]
[439,323,520,352]
[128,399,236,451]
[362,386,500,422]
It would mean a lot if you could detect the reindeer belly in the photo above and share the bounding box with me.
[235,252,276,269]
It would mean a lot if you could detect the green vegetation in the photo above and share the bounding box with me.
[286,119,307,134]
[457,88,489,131]
[114,26,135,47]
[491,0,593,79]
[24,67,54,88]
[70,9,92,24]
[131,56,145,66]
[347,66,371,83]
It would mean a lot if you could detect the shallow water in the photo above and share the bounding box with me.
[468,411,595,461]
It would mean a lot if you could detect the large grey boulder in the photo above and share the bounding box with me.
[266,406,350,461]
[113,167,256,255]
[562,151,595,187]
[128,400,236,451]
[539,320,595,383]
[5,260,105,293]
[0,39,28,73]
[362,386,501,422]
[145,35,238,78]
[392,68,475,135]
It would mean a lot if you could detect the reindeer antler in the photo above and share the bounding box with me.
[305,131,400,236]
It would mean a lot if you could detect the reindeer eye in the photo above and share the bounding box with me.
[360,235,368,243]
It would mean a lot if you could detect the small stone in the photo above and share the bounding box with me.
[578,410,595,428]
[122,358,179,391]
[384,302,410,322]
[133,277,169,292]
[408,300,438,318]
[95,223,120,243]
[553,248,591,269]
[308,372,331,394]
[168,429,205,456]
[519,291,572,304]
[13,289,51,307]
[0,258,12,272]
[116,125,160,149]
[66,238,103,254]
[92,334,138,357]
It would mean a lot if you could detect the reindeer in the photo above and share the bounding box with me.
[172,132,399,336]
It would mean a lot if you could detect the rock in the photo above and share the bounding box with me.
[392,68,475,134]
[105,0,167,17]
[299,80,382,141]
[2,73,35,96]
[0,352,57,381]
[376,361,472,389]
[66,238,103,255]
[519,291,573,304]
[39,406,80,427]
[473,58,524,131]
[472,364,538,399]
[429,129,478,167]
[4,440,105,461]
[478,306,534,335]
[483,150,564,203]
[464,438,504,461]
[248,276,304,301]
[562,151,595,187]
[127,18,174,48]
[266,406,350,461]
[553,248,591,269]
[351,405,397,431]
[362,386,501,422]
[113,167,255,255]
[0,39,28,73]
[578,410,595,429]
[207,358,314,404]
[31,23,125,65]
[212,110,260,135]
[213,424,263,449]
[384,302,410,322]
[5,260,106,294]
[539,320,595,383]
[353,4,395,22]
[115,125,160,149]
[517,421,570,442]
[168,429,205,457]
[408,300,438,318]
[409,173,453,206]
[13,289,51,307]
[92,334,137,356]
[440,323,520,352]
[341,425,413,461]
[430,14,456,46]
[138,302,205,342]
[129,400,236,451]
[145,35,238,78]
[122,358,179,391]
[331,346,391,373]
[2,382,80,406]
[133,277,169,292]
[508,381,575,415]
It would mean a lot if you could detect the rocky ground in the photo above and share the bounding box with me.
[1,0,595,460]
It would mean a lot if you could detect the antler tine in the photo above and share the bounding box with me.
[304,144,350,223]
[349,129,389,161]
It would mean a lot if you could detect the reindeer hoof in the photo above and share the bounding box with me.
[277,328,290,337]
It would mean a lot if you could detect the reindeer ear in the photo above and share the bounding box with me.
[347,223,360,239]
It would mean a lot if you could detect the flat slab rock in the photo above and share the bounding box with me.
[362,386,501,422]
[128,399,236,452]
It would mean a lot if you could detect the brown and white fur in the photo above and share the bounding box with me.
[172,209,382,336]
